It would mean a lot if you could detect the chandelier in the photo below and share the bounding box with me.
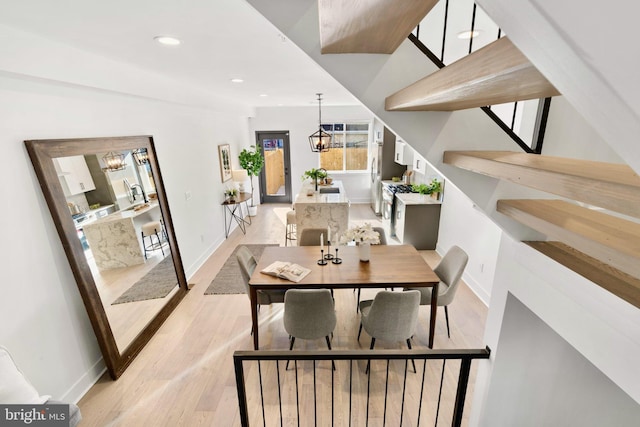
[132,148,149,165]
[102,151,126,172]
[308,93,331,152]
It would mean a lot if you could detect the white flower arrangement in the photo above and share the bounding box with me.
[339,222,380,245]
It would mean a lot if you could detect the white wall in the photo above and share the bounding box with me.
[473,235,640,424]
[481,293,640,425]
[249,105,374,203]
[0,32,249,402]
[436,183,502,305]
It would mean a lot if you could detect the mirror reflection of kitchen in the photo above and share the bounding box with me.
[55,148,179,353]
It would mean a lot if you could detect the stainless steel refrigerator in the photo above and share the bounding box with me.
[370,127,407,215]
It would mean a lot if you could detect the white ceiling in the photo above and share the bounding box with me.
[0,0,359,108]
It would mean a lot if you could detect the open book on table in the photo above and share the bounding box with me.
[260,261,311,283]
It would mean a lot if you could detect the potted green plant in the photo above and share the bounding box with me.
[411,179,443,199]
[302,168,327,191]
[426,179,443,199]
[411,183,430,195]
[238,144,265,216]
[225,187,238,203]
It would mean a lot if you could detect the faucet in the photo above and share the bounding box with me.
[130,183,148,203]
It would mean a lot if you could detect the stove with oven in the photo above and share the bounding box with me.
[381,183,415,236]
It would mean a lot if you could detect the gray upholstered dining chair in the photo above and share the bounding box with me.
[405,245,468,338]
[355,226,388,311]
[236,246,285,333]
[297,228,328,246]
[284,289,337,370]
[358,290,421,373]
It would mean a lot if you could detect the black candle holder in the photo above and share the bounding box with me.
[324,240,334,260]
[331,248,342,264]
[317,249,328,265]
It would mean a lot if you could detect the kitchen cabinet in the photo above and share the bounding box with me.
[394,194,441,250]
[394,140,413,165]
[54,156,96,195]
[413,152,426,175]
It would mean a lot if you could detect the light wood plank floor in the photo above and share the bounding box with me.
[78,203,487,426]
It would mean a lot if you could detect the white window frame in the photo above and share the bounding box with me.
[320,120,371,173]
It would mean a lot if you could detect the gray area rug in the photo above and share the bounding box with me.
[204,244,278,295]
[112,256,178,305]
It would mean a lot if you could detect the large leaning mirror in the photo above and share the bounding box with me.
[25,136,188,379]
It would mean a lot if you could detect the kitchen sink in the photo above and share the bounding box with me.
[319,187,340,194]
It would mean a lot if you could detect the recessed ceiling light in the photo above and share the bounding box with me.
[259,94,268,97]
[457,30,481,40]
[231,78,244,83]
[154,35,181,46]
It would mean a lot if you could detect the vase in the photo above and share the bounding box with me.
[358,242,371,262]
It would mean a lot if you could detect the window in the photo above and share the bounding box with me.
[319,122,370,172]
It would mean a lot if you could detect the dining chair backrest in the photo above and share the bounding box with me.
[434,245,469,306]
[364,290,420,341]
[284,289,336,340]
[371,227,387,245]
[298,228,327,246]
[236,246,256,294]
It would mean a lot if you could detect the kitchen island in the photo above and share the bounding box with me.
[83,201,164,270]
[294,180,349,242]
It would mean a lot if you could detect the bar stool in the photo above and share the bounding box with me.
[141,220,165,259]
[285,210,296,246]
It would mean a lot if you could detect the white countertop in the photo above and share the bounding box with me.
[294,180,349,204]
[395,193,442,205]
[89,201,161,225]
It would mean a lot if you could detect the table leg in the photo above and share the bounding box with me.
[244,201,252,225]
[250,287,259,350]
[224,206,230,238]
[231,205,247,234]
[429,282,438,349]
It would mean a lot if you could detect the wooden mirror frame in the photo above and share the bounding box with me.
[25,135,188,379]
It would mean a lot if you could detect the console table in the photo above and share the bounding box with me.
[222,192,252,237]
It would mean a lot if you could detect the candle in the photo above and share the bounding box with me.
[320,233,324,248]
[327,228,331,245]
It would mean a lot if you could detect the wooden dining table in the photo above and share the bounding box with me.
[249,244,441,350]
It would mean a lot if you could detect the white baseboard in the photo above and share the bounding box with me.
[62,357,106,404]
[184,235,224,282]
[436,243,489,307]
[462,271,490,307]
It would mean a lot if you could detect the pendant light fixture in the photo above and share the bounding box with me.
[309,93,331,152]
[132,148,149,165]
[102,151,126,172]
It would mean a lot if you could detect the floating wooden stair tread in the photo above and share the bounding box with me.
[318,0,438,54]
[497,199,640,279]
[527,241,640,310]
[385,37,560,111]
[444,151,640,218]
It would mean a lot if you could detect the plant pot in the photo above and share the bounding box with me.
[248,205,258,217]
[358,242,371,262]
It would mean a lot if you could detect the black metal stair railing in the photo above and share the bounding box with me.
[410,0,551,154]
[234,347,490,427]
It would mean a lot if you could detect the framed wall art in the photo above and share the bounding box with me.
[218,144,232,182]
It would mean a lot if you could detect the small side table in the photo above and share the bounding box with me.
[222,192,252,237]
